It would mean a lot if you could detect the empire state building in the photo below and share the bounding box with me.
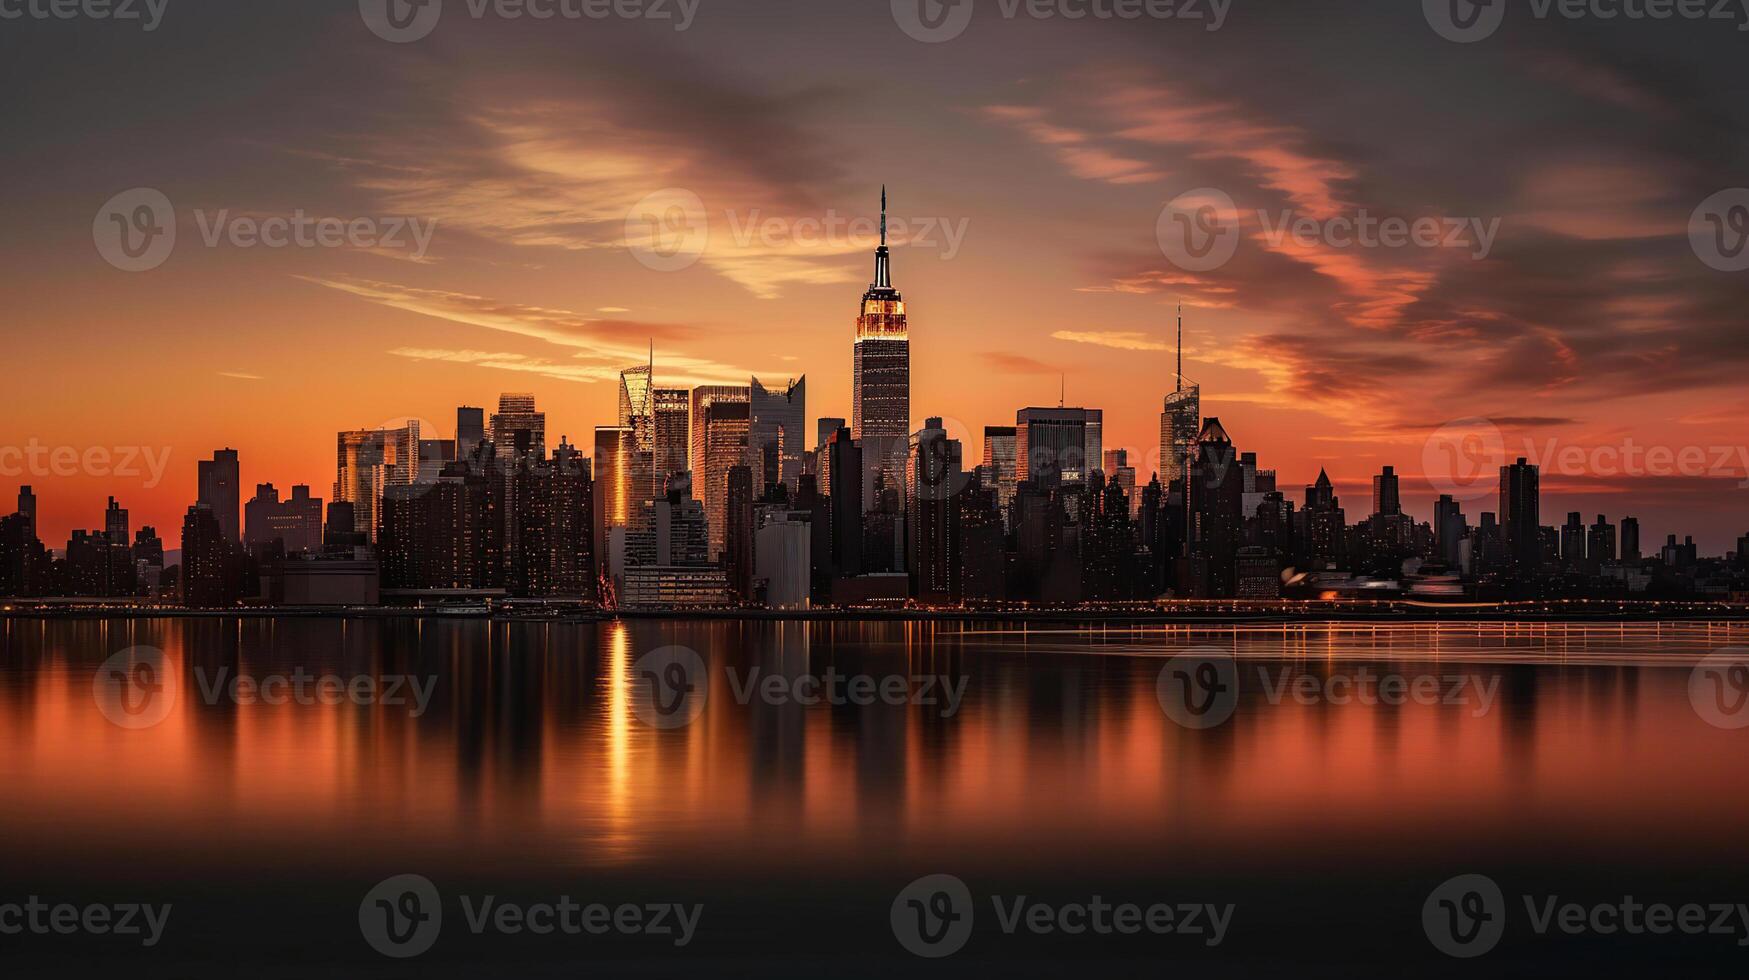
[853,187,910,505]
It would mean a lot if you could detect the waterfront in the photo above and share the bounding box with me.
[3,618,1749,976]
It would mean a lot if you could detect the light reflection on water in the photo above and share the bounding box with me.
[1,618,1747,882]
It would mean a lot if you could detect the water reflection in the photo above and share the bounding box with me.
[2,618,1747,879]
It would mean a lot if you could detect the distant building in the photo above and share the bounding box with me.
[334,425,417,542]
[690,386,751,561]
[489,392,546,462]
[853,187,911,512]
[1016,407,1103,490]
[907,417,962,604]
[755,509,812,610]
[456,406,485,460]
[1499,457,1541,574]
[181,503,240,607]
[983,425,1018,522]
[244,483,324,554]
[197,448,241,543]
[750,376,806,494]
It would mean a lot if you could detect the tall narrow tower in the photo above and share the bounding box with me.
[853,186,911,509]
[1160,304,1200,491]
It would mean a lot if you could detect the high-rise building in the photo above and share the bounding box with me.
[197,448,241,543]
[690,385,751,560]
[1160,306,1200,490]
[16,486,36,543]
[755,509,812,610]
[1372,465,1401,517]
[750,376,806,494]
[1621,516,1641,563]
[592,425,647,582]
[1433,494,1466,567]
[1015,407,1102,490]
[489,393,545,462]
[619,361,653,440]
[1499,457,1541,574]
[104,496,129,545]
[652,387,691,495]
[334,425,417,542]
[826,427,863,579]
[244,484,324,554]
[1103,448,1137,514]
[456,406,485,460]
[1588,514,1617,565]
[626,472,712,569]
[814,416,846,493]
[853,187,911,511]
[180,503,238,607]
[416,439,456,484]
[1187,417,1243,597]
[907,417,962,603]
[1560,512,1586,568]
[508,439,596,599]
[725,465,755,602]
[983,426,1018,521]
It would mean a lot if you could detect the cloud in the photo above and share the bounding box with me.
[983,352,1066,375]
[217,371,263,381]
[1050,330,1169,351]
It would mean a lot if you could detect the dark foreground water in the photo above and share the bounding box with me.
[3,617,1749,977]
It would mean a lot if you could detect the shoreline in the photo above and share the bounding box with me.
[2,602,1745,624]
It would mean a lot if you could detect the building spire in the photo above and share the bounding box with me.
[873,185,892,289]
[1175,303,1183,393]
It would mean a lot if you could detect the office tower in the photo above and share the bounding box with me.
[334,424,418,541]
[956,472,1006,603]
[323,501,366,554]
[1622,517,1642,562]
[489,393,545,462]
[1372,465,1401,517]
[907,417,963,603]
[180,504,237,607]
[379,446,505,591]
[197,448,241,543]
[1160,306,1200,490]
[67,528,131,597]
[983,425,1018,521]
[725,465,755,602]
[755,509,812,610]
[1302,469,1345,571]
[1737,531,1749,571]
[456,406,485,460]
[826,426,863,578]
[1498,457,1541,574]
[132,525,164,595]
[104,496,128,545]
[690,385,752,560]
[505,439,595,598]
[16,486,36,543]
[1187,418,1244,597]
[750,376,806,494]
[619,361,654,435]
[1015,407,1102,490]
[416,438,456,483]
[1560,512,1586,568]
[853,187,911,510]
[1588,514,1617,565]
[814,416,846,493]
[652,387,691,494]
[1103,448,1138,515]
[245,484,324,554]
[1433,494,1466,567]
[626,472,712,568]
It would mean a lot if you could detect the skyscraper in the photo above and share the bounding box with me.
[197,448,241,543]
[16,486,35,543]
[652,386,691,495]
[826,426,863,579]
[1622,516,1641,562]
[854,187,911,511]
[750,376,806,493]
[456,406,485,460]
[1015,407,1103,490]
[1160,305,1200,490]
[333,425,416,542]
[907,417,962,603]
[690,385,751,560]
[1102,448,1137,514]
[1372,465,1401,517]
[489,393,545,462]
[983,426,1018,521]
[1187,417,1243,597]
[1588,514,1617,565]
[1499,457,1541,574]
[104,496,129,545]
[1433,494,1466,567]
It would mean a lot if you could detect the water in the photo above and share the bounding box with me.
[3,617,1748,976]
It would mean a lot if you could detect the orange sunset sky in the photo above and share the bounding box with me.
[4,0,1747,551]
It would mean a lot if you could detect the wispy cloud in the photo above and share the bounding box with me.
[1050,330,1168,351]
